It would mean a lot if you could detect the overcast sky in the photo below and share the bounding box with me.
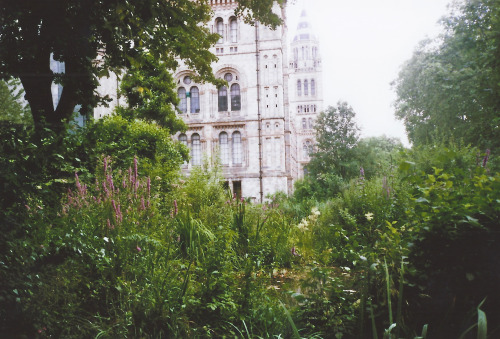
[286,0,453,146]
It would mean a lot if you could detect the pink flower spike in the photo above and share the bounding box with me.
[147,177,151,196]
[136,246,142,252]
[174,200,178,216]
[134,157,138,181]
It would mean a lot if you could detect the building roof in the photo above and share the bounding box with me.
[292,10,317,42]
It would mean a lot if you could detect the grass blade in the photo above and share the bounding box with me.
[280,301,301,339]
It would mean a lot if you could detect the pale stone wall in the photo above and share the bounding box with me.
[174,1,294,201]
[93,72,120,119]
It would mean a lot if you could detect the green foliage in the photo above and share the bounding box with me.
[293,266,359,338]
[83,115,186,189]
[401,146,500,337]
[116,53,186,133]
[393,0,500,150]
[308,102,361,183]
[0,79,32,125]
[356,136,404,179]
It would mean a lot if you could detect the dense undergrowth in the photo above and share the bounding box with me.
[1,122,499,338]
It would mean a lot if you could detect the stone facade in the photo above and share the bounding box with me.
[90,1,323,202]
[173,2,322,202]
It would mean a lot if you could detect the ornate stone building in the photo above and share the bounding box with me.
[173,1,322,201]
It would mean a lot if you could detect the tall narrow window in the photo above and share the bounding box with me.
[219,132,229,165]
[304,80,309,96]
[191,134,201,166]
[297,80,301,96]
[179,134,188,165]
[304,140,312,157]
[311,79,316,96]
[178,87,187,113]
[308,118,313,129]
[302,118,307,129]
[218,86,228,111]
[216,19,224,43]
[178,134,187,146]
[190,86,200,113]
[232,131,242,165]
[230,83,241,111]
[230,18,237,43]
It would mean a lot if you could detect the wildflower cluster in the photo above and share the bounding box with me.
[61,156,153,230]
[297,206,321,231]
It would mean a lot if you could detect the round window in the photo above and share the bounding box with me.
[183,76,191,85]
[224,73,233,82]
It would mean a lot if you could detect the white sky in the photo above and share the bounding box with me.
[286,0,453,146]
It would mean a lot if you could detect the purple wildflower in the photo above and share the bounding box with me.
[136,246,141,252]
[134,156,138,182]
[140,197,146,211]
[104,157,108,175]
[291,247,300,257]
[173,200,178,216]
[360,167,365,178]
[483,149,490,168]
[147,177,151,196]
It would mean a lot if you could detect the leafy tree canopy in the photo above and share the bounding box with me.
[0,0,284,133]
[393,0,500,150]
[116,53,186,133]
[308,101,360,180]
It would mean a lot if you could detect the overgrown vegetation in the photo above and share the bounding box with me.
[1,0,499,337]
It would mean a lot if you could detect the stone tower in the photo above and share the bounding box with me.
[288,9,323,177]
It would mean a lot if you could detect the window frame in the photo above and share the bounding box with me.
[190,86,200,113]
[177,87,187,113]
[232,131,242,165]
[191,133,201,166]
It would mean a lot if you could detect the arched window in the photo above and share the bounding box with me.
[230,83,241,111]
[232,131,242,165]
[216,18,224,43]
[218,86,228,111]
[191,134,201,166]
[297,80,301,96]
[230,18,237,43]
[219,132,229,165]
[178,134,187,145]
[302,118,307,129]
[190,86,200,113]
[177,87,187,113]
[304,80,309,96]
[311,79,316,96]
[308,118,313,129]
